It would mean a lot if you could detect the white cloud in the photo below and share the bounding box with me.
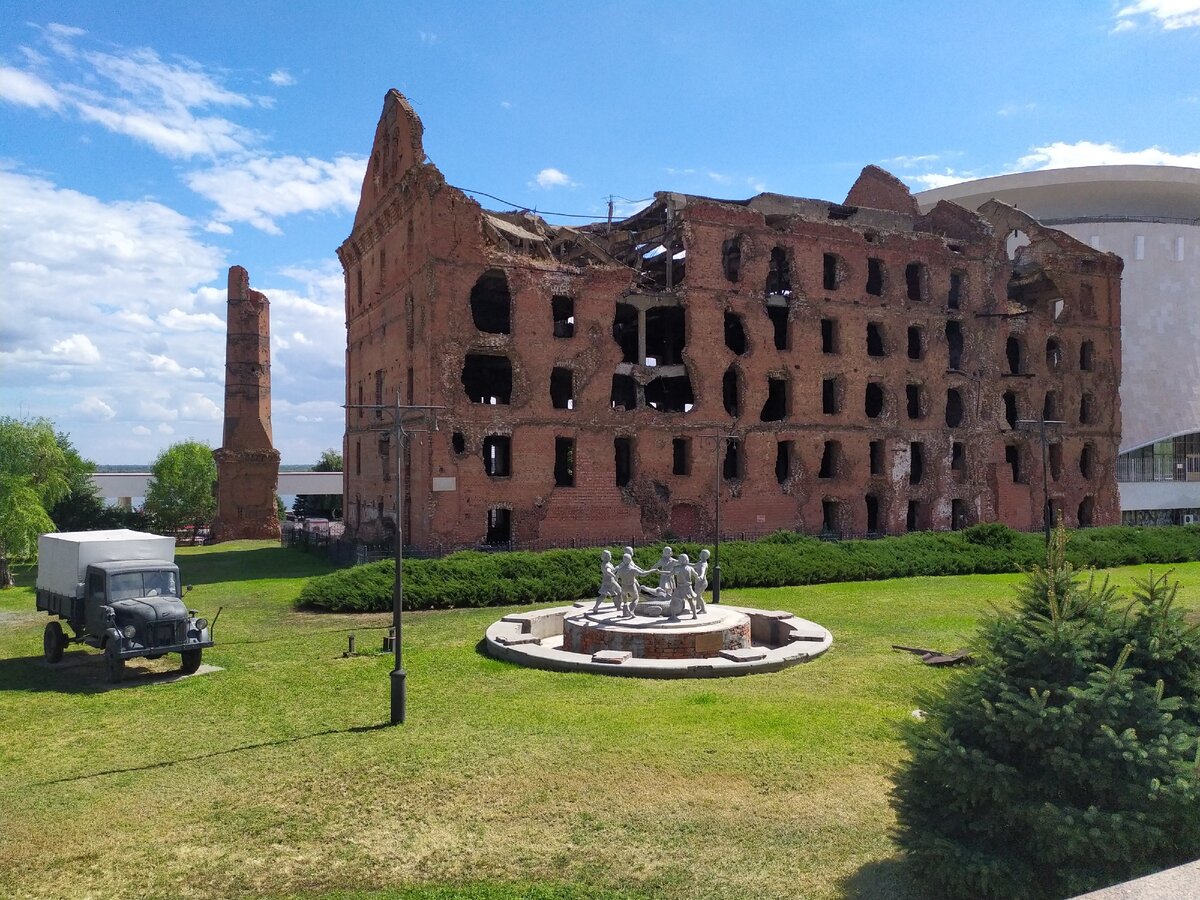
[532,167,576,189]
[146,354,206,378]
[156,423,175,436]
[179,393,222,421]
[499,100,512,110]
[0,66,62,109]
[51,333,101,364]
[996,102,1038,117]
[1016,140,1200,169]
[159,308,224,331]
[419,31,438,44]
[268,69,296,87]
[48,371,71,383]
[186,153,366,233]
[1115,0,1200,30]
[883,154,942,168]
[72,396,116,420]
[131,425,151,436]
[907,171,977,190]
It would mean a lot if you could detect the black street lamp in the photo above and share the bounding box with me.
[702,432,736,604]
[1016,416,1065,545]
[346,395,442,726]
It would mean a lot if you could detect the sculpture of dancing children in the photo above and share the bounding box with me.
[591,549,622,613]
[671,553,702,619]
[640,546,676,599]
[692,549,710,614]
[615,550,657,616]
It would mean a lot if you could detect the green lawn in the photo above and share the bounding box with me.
[1,542,1197,900]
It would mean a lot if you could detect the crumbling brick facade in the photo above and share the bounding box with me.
[338,90,1121,550]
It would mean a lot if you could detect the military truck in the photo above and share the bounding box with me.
[36,530,214,682]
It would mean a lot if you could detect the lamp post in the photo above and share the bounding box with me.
[346,395,442,726]
[1016,416,1065,545]
[702,433,735,604]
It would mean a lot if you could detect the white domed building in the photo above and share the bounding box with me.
[918,166,1200,525]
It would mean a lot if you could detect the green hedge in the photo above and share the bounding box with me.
[296,525,1200,613]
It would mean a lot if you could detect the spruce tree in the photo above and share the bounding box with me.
[893,526,1200,899]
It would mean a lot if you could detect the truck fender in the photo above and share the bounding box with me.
[103,627,124,649]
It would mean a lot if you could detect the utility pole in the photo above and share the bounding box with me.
[1016,416,1065,545]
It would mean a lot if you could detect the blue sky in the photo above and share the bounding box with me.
[3,1,1200,465]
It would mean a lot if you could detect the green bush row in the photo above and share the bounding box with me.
[295,525,1200,613]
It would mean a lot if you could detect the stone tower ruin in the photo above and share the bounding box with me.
[211,265,282,542]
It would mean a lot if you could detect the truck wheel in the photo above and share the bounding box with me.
[180,649,202,675]
[43,621,65,664]
[105,643,125,683]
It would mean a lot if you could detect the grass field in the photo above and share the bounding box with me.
[1,542,1198,900]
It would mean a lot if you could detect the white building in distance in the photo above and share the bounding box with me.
[918,166,1200,524]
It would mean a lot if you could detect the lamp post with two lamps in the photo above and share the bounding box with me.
[346,394,443,725]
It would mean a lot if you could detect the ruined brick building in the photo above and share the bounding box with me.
[338,90,1122,550]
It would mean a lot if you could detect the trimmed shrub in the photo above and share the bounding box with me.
[892,528,1200,899]
[296,526,1200,614]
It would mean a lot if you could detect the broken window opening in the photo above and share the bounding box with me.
[1003,391,1018,429]
[945,388,964,428]
[821,318,839,354]
[865,383,885,419]
[1006,336,1022,375]
[451,432,466,455]
[355,439,361,476]
[724,311,748,355]
[866,258,884,296]
[1049,442,1063,481]
[612,302,639,363]
[375,369,384,419]
[1080,392,1094,425]
[822,500,840,535]
[462,354,512,404]
[1046,337,1062,371]
[951,498,968,531]
[1006,444,1023,483]
[722,236,743,283]
[822,377,841,415]
[905,263,927,302]
[776,440,792,484]
[550,367,575,410]
[723,367,741,418]
[906,384,924,420]
[614,437,633,487]
[1080,340,1094,371]
[869,440,884,476]
[1043,391,1060,422]
[485,507,512,545]
[1006,229,1030,261]
[908,326,924,361]
[483,435,512,477]
[910,442,925,485]
[551,295,575,338]
[906,500,924,532]
[470,269,512,334]
[819,440,840,479]
[767,304,789,350]
[645,375,695,413]
[554,437,575,487]
[356,267,364,308]
[1078,495,1095,527]
[866,494,880,534]
[673,437,692,476]
[723,438,742,481]
[823,253,843,291]
[610,374,638,411]
[644,306,686,366]
[867,322,886,357]
[766,246,792,296]
[948,271,964,309]
[946,320,964,370]
[760,377,788,422]
[1080,444,1095,479]
[951,441,965,472]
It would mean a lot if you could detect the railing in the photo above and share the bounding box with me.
[1042,214,1200,228]
[1117,456,1186,482]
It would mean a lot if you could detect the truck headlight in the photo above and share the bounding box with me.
[122,624,137,640]
[193,618,208,632]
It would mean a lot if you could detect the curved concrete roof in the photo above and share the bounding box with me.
[915,165,1200,221]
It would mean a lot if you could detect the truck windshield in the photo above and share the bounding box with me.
[109,571,179,601]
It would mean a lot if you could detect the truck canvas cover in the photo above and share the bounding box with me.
[37,530,177,598]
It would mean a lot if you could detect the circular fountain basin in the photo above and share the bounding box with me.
[485,601,832,678]
[563,605,751,659]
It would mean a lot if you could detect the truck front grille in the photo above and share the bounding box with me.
[152,623,179,647]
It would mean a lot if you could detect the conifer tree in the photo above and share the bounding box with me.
[893,526,1200,899]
